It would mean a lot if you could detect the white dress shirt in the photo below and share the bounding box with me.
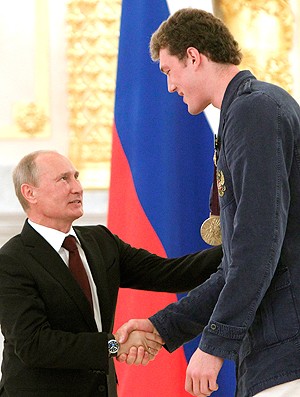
[28,220,102,331]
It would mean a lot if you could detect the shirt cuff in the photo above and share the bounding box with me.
[199,320,247,360]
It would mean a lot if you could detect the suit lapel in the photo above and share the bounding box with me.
[21,221,97,331]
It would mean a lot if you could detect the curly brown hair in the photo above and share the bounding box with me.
[150,8,242,65]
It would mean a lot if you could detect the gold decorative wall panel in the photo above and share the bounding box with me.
[66,0,121,189]
[213,0,295,94]
[0,0,50,139]
[14,103,48,137]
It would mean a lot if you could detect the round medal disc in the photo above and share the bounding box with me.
[200,215,222,246]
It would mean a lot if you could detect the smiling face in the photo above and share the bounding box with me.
[159,47,211,115]
[22,152,83,232]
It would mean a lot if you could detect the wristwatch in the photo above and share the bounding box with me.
[108,337,120,358]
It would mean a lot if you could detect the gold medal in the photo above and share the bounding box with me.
[200,215,222,246]
[201,135,222,246]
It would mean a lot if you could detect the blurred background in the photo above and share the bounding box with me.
[0,1,300,395]
[1,0,299,246]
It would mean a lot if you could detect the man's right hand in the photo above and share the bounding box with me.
[115,319,164,365]
[117,329,164,365]
[115,319,157,343]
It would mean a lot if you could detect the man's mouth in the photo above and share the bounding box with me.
[69,199,82,204]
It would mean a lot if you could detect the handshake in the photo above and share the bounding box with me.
[114,319,162,366]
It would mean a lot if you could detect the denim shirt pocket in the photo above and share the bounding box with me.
[258,265,299,347]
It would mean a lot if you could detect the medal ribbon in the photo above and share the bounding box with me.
[210,135,220,216]
[210,165,220,216]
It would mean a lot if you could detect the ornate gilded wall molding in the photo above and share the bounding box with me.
[0,0,50,139]
[66,0,121,189]
[15,103,48,137]
[213,0,295,94]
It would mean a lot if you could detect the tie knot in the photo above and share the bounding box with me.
[62,235,78,252]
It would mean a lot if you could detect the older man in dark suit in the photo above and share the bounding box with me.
[0,150,222,397]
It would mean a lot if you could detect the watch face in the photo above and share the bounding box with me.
[108,339,119,356]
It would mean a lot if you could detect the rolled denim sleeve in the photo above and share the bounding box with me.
[149,267,225,352]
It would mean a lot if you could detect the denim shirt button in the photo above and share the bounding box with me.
[210,323,217,330]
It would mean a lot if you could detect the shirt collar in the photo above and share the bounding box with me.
[221,70,255,115]
[28,219,78,252]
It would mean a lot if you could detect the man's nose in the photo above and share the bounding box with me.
[71,178,82,192]
[167,78,176,93]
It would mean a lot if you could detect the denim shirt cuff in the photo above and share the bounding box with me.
[149,313,183,353]
[199,320,247,360]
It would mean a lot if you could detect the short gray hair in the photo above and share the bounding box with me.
[13,150,56,211]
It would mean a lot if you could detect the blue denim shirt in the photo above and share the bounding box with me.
[150,71,300,396]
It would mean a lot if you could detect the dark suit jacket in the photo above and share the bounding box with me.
[0,220,222,396]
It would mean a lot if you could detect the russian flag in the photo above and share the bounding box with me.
[108,1,236,396]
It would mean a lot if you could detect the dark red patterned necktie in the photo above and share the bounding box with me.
[62,235,93,310]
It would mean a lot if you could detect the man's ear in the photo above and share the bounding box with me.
[186,47,201,66]
[21,183,37,204]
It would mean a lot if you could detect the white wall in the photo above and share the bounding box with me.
[0,1,69,166]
